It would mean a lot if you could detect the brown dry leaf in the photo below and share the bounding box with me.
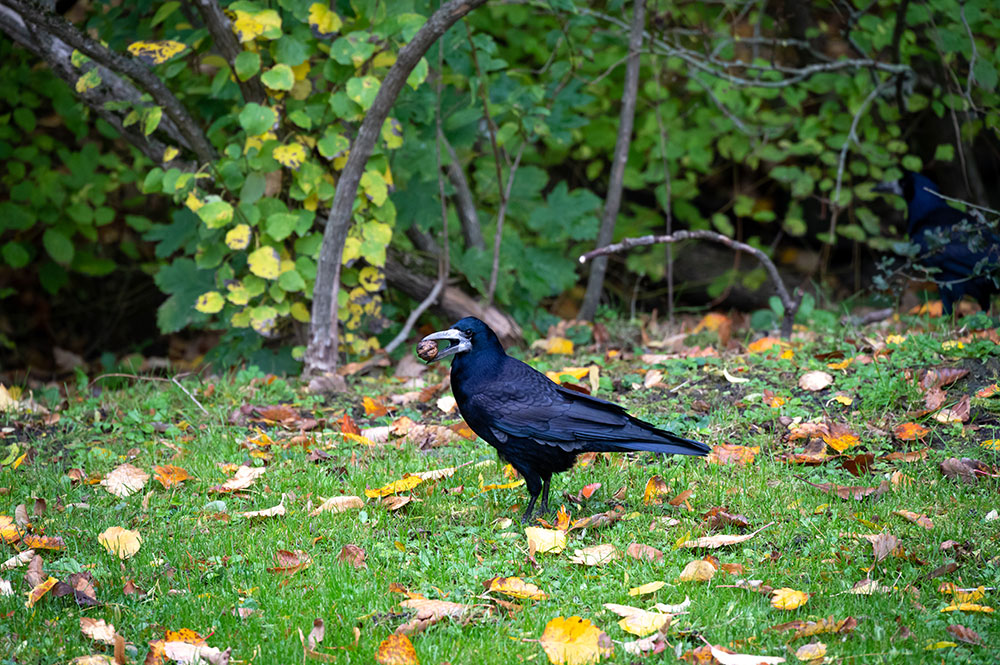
[526,527,567,555]
[267,549,312,575]
[375,633,418,665]
[568,509,622,532]
[398,597,474,635]
[25,575,58,608]
[799,371,833,391]
[893,509,933,530]
[679,522,774,549]
[80,617,116,645]
[934,394,971,423]
[781,439,830,465]
[800,477,890,501]
[847,578,892,595]
[769,616,857,639]
[946,624,982,645]
[539,615,613,665]
[706,444,759,466]
[210,465,265,493]
[771,587,810,610]
[920,367,970,391]
[794,642,826,662]
[703,507,751,531]
[940,457,990,484]
[626,542,664,562]
[569,544,616,566]
[642,475,669,505]
[487,576,549,600]
[310,495,364,516]
[629,581,665,596]
[154,464,190,488]
[678,560,716,582]
[893,423,929,441]
[98,526,142,559]
[382,495,413,511]
[668,489,693,506]
[602,603,672,637]
[882,448,929,462]
[338,544,367,569]
[864,533,900,562]
[401,424,466,449]
[101,463,149,497]
[239,502,286,519]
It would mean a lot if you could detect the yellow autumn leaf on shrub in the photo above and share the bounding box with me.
[162,146,179,162]
[290,301,310,322]
[308,2,342,38]
[127,40,187,65]
[230,8,282,42]
[539,616,612,665]
[245,131,277,154]
[249,305,277,334]
[195,291,225,314]
[273,143,306,169]
[771,587,810,610]
[225,224,251,250]
[247,246,280,279]
[76,69,101,93]
[184,191,203,212]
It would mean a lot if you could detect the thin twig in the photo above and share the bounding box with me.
[959,0,979,105]
[652,56,673,322]
[92,373,210,417]
[579,229,803,337]
[485,142,525,306]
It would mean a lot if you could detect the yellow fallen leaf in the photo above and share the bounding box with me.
[539,616,612,665]
[924,641,957,650]
[365,475,423,498]
[569,544,616,566]
[526,527,567,555]
[629,581,665,596]
[794,642,826,662]
[375,632,418,665]
[25,576,58,608]
[545,367,591,383]
[771,587,810,610]
[310,495,364,515]
[940,603,993,613]
[678,560,716,582]
[98,526,142,559]
[487,576,549,600]
[546,337,574,355]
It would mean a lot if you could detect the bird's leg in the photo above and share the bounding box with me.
[539,476,552,516]
[520,471,543,524]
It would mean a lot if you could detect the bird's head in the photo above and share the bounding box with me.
[873,171,944,230]
[418,316,500,363]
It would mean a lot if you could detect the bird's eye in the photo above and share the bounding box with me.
[464,329,473,336]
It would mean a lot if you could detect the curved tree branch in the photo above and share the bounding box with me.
[190,0,267,105]
[579,230,804,338]
[306,0,489,383]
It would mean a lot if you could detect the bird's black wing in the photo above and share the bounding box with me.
[467,358,707,455]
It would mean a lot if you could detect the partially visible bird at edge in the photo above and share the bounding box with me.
[419,317,709,522]
[874,171,1000,315]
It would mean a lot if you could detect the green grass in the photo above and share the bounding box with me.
[2,314,1000,664]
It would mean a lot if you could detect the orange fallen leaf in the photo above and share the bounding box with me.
[375,633,418,665]
[707,444,759,466]
[154,465,190,488]
[486,576,549,600]
[893,509,933,530]
[893,422,929,441]
[626,542,664,562]
[643,476,669,505]
[21,534,66,551]
[267,549,312,575]
[748,337,784,354]
[25,576,58,608]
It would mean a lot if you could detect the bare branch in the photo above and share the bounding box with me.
[485,142,525,306]
[579,229,803,337]
[5,0,216,163]
[190,0,267,104]
[441,132,485,250]
[579,0,646,321]
[306,0,488,380]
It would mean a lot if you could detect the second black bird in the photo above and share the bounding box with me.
[421,317,709,522]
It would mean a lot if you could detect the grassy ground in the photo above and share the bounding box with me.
[2,311,999,664]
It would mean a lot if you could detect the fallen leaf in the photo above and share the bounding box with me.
[882,448,929,462]
[846,578,892,595]
[893,510,933,530]
[626,542,664,562]
[154,464,190,488]
[940,603,993,613]
[748,337,784,354]
[338,544,367,569]
[642,475,669,505]
[708,644,785,664]
[679,522,774,549]
[210,465,265,493]
[794,642,826,662]
[798,477,889,501]
[771,587,810,610]
[398,597,473,635]
[239,502,286,519]
[603,603,672,637]
[101,463,149,497]
[653,596,692,613]
[893,423,929,440]
[722,368,749,384]
[1,549,34,570]
[309,495,364,515]
[486,576,548,600]
[25,575,58,608]
[799,371,833,391]
[707,444,759,466]
[363,396,389,417]
[629,581,665,596]
[678,560,716,582]
[365,475,423,498]
[80,618,116,645]
[862,533,900,562]
[946,624,982,645]
[267,549,312,575]
[21,534,66,551]
[526,527,567,555]
[821,424,860,452]
[539,615,613,665]
[934,394,970,423]
[163,641,228,664]
[569,544,616,566]
[375,633,418,665]
[668,489,693,506]
[621,634,667,657]
[940,457,990,484]
[98,527,142,559]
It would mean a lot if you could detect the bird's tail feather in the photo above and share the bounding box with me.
[597,435,710,456]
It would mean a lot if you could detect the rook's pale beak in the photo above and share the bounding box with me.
[420,328,471,362]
